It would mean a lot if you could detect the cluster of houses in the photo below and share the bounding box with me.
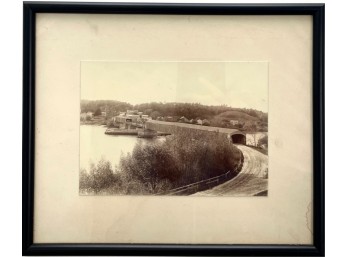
[112,110,245,128]
[156,116,240,127]
[112,111,218,129]
[81,108,244,130]
[156,116,211,126]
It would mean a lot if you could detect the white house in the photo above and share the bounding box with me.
[230,119,239,126]
[179,116,189,123]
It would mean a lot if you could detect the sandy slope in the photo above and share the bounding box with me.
[192,145,268,196]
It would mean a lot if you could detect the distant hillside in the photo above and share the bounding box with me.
[210,110,267,132]
[216,110,260,121]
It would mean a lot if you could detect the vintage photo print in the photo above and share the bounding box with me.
[79,61,268,196]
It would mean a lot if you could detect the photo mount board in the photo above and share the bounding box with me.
[23,2,325,256]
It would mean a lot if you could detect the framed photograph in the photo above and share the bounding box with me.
[23,2,325,256]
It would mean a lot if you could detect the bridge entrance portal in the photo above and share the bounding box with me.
[231,134,246,145]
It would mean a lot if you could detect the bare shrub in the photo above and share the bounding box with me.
[258,135,268,148]
[119,142,177,194]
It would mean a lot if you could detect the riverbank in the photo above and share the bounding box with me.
[80,129,243,195]
[80,125,149,172]
[105,128,138,136]
[80,119,106,126]
[105,128,171,137]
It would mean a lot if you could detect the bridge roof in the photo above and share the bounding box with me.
[146,120,245,135]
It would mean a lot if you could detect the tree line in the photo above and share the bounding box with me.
[81,100,268,122]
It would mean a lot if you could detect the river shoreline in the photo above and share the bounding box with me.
[80,125,156,172]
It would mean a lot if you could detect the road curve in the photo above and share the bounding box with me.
[192,145,268,196]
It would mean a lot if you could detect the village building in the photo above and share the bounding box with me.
[113,110,151,129]
[165,116,173,122]
[230,119,239,126]
[179,116,190,123]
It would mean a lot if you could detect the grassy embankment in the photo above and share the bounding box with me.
[210,110,268,132]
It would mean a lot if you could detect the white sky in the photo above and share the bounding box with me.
[81,61,268,112]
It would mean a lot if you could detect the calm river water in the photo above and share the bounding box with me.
[80,125,157,171]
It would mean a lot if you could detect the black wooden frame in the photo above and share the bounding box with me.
[23,2,325,256]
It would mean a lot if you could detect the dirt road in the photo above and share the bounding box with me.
[193,145,268,196]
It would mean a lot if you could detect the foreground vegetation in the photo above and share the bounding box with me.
[79,131,243,195]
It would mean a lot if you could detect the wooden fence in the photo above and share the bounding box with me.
[160,153,244,196]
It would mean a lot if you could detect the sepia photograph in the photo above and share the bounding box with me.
[79,61,268,196]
